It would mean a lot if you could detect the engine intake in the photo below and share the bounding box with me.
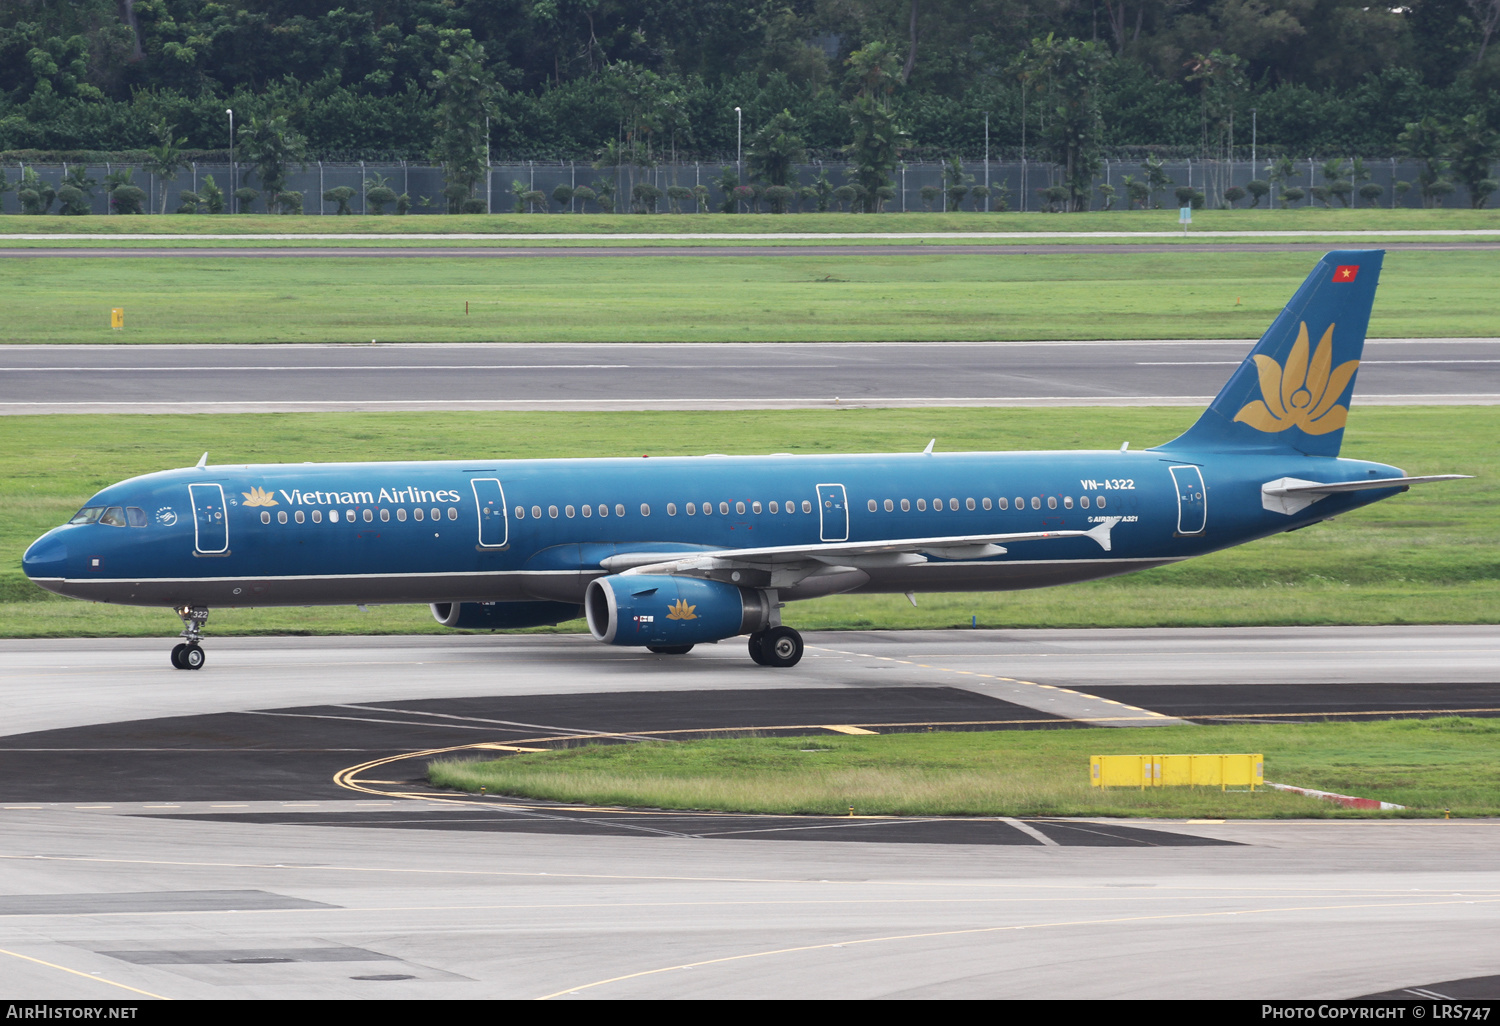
[586,575,772,647]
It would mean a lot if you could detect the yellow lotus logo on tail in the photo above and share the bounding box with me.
[1233,322,1359,435]
[666,599,697,620]
[241,486,278,507]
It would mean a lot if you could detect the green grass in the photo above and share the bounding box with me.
[426,717,1500,818]
[0,405,1490,637]
[4,208,1498,235]
[0,249,1495,344]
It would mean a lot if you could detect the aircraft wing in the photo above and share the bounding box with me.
[1261,475,1471,515]
[600,517,1122,581]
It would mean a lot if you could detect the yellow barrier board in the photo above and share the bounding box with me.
[110,307,124,329]
[1090,754,1263,790]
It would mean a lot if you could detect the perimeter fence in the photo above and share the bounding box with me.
[3,157,1483,215]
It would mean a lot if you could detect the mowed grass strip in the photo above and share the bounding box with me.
[0,405,1489,637]
[0,249,1492,343]
[428,718,1500,818]
[4,208,1498,235]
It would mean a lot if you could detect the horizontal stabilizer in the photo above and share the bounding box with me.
[1262,474,1471,515]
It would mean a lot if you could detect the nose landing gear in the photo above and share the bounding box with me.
[171,605,209,670]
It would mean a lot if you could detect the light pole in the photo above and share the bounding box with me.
[226,108,234,213]
[734,106,742,209]
[983,111,990,212]
[1250,108,1257,188]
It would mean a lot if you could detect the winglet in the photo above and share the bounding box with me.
[195,452,208,469]
[922,439,935,455]
[1084,517,1121,552]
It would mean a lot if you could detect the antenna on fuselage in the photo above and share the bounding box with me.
[195,452,209,468]
[922,439,935,455]
[1120,441,1129,452]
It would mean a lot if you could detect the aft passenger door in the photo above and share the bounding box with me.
[1168,465,1207,536]
[816,483,849,542]
[189,483,228,554]
[472,478,509,548]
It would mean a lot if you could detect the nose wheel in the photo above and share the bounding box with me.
[170,643,206,670]
[748,626,803,668]
[171,605,210,670]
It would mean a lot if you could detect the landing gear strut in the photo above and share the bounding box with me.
[748,625,803,668]
[171,605,209,670]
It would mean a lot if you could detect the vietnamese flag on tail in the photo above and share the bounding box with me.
[1333,265,1359,282]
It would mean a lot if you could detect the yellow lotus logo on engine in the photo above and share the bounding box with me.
[241,486,279,507]
[1233,322,1359,435]
[666,599,697,620]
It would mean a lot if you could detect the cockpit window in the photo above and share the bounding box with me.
[99,507,128,527]
[68,506,104,525]
[127,507,148,527]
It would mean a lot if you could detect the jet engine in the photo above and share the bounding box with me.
[585,574,772,647]
[430,600,583,631]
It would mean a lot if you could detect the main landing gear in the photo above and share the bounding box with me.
[748,625,803,668]
[170,605,209,671]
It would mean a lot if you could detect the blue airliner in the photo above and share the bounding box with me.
[23,250,1466,670]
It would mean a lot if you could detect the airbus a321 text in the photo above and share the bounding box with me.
[23,251,1468,670]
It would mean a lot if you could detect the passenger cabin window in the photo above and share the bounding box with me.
[278,510,288,524]
[917,499,927,511]
[701,501,712,516]
[312,510,323,523]
[447,507,457,520]
[529,507,539,520]
[380,508,390,521]
[1080,496,1090,509]
[1097,496,1107,508]
[100,507,128,527]
[720,502,730,515]
[735,501,745,515]
[296,510,305,524]
[640,503,650,516]
[615,504,625,517]
[598,504,608,517]
[347,508,356,521]
[966,498,976,510]
[801,500,812,513]
[769,501,779,513]
[686,502,696,515]
[261,511,271,524]
[68,507,104,525]
[753,502,762,514]
[548,505,558,519]
[884,499,894,511]
[363,508,373,522]
[515,506,525,519]
[901,499,910,511]
[667,503,678,516]
[1063,496,1074,509]
[1048,497,1058,510]
[868,499,878,512]
[1030,497,1040,510]
[330,510,340,523]
[982,498,991,510]
[581,504,591,518]
[565,505,575,518]
[998,498,1008,510]
[950,498,960,511]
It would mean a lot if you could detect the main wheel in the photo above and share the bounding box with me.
[759,626,803,668]
[181,644,206,670]
[747,632,769,666]
[647,645,694,655]
[170,643,187,670]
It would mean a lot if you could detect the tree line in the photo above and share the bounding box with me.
[1,0,1495,211]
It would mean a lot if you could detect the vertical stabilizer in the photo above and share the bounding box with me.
[1155,250,1383,457]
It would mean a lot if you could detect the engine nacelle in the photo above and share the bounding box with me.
[586,574,772,647]
[430,600,582,631]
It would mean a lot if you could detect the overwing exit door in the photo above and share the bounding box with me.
[1168,465,1207,536]
[816,483,849,542]
[472,478,509,548]
[189,483,228,554]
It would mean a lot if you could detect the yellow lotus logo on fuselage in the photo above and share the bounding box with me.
[666,599,697,620]
[242,486,278,507]
[1233,322,1359,435]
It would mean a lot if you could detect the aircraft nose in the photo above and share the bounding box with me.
[23,531,67,580]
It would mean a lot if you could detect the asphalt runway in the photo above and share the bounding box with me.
[1,627,1497,998]
[4,338,1498,414]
